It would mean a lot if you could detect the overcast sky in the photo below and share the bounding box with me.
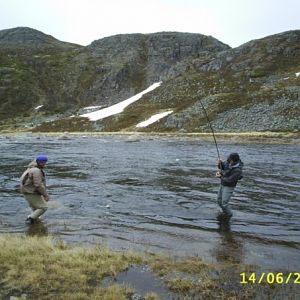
[1,0,299,47]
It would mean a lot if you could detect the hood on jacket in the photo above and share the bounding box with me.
[28,160,38,168]
[230,160,244,169]
[27,160,45,169]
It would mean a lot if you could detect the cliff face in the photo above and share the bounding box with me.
[152,30,300,133]
[0,27,299,132]
[88,32,229,84]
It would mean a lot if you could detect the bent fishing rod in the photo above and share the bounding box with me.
[198,99,221,161]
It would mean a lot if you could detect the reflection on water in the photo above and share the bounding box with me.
[114,265,174,300]
[0,134,299,271]
[215,217,244,264]
[26,220,48,237]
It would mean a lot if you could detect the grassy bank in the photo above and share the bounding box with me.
[0,234,290,300]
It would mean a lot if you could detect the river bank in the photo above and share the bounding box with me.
[0,234,293,300]
[1,130,299,144]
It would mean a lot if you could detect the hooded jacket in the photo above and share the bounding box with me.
[20,160,48,199]
[218,160,243,187]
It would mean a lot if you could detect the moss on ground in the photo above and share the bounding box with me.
[32,117,95,132]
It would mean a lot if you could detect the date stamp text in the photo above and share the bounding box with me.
[240,272,300,284]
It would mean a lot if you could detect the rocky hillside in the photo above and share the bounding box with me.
[0,27,299,133]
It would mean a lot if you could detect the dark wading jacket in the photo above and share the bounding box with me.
[218,160,243,187]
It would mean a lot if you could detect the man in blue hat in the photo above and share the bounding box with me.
[215,153,243,218]
[20,155,49,224]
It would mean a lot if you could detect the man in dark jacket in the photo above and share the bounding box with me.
[215,153,243,218]
[20,155,49,224]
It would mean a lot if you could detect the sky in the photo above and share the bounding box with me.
[0,0,299,47]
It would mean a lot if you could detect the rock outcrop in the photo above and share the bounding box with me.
[0,27,299,133]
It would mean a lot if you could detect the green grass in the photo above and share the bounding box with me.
[0,234,292,299]
[32,117,95,132]
[0,235,140,299]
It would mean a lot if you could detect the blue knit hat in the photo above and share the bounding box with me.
[36,155,48,162]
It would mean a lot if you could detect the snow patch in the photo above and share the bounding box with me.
[82,106,102,110]
[81,82,162,121]
[136,110,173,128]
[35,105,43,110]
[296,72,300,77]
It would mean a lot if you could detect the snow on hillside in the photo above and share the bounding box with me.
[136,111,173,127]
[81,82,162,121]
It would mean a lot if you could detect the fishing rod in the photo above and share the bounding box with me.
[198,99,221,161]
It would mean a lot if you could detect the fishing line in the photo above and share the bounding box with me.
[198,99,221,161]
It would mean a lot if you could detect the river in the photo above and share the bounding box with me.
[0,134,299,271]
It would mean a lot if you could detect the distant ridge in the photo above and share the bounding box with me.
[0,27,299,133]
[0,26,80,48]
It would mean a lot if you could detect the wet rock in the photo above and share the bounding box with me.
[130,293,145,300]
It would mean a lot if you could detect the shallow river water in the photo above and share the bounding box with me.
[1,134,299,271]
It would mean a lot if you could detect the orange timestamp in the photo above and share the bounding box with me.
[240,272,300,284]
